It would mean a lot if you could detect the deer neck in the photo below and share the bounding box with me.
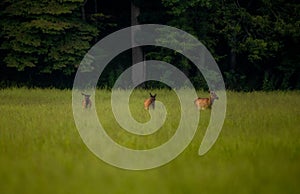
[209,97,215,105]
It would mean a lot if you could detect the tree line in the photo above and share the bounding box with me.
[0,0,299,90]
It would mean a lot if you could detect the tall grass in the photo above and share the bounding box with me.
[0,88,299,194]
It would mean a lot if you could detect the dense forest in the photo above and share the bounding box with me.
[0,0,299,90]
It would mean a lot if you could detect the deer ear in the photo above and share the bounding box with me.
[154,94,156,97]
[149,93,152,97]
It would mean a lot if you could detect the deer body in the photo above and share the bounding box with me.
[82,93,92,109]
[194,91,219,110]
[144,93,156,110]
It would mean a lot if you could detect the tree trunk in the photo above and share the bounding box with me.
[94,0,97,13]
[230,48,236,70]
[131,1,145,87]
[81,0,88,21]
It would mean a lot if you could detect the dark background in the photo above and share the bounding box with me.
[0,0,299,90]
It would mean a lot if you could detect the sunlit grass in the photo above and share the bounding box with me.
[0,88,299,194]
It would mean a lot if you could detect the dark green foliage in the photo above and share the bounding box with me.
[160,0,300,90]
[0,0,299,90]
[0,0,98,75]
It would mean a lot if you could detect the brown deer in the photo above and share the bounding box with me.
[82,93,92,109]
[194,91,219,110]
[144,93,156,110]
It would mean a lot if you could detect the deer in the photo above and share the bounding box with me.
[194,91,219,110]
[81,93,92,109]
[144,93,156,110]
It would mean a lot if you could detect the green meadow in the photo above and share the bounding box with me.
[0,88,299,194]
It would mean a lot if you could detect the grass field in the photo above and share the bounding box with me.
[0,88,299,194]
